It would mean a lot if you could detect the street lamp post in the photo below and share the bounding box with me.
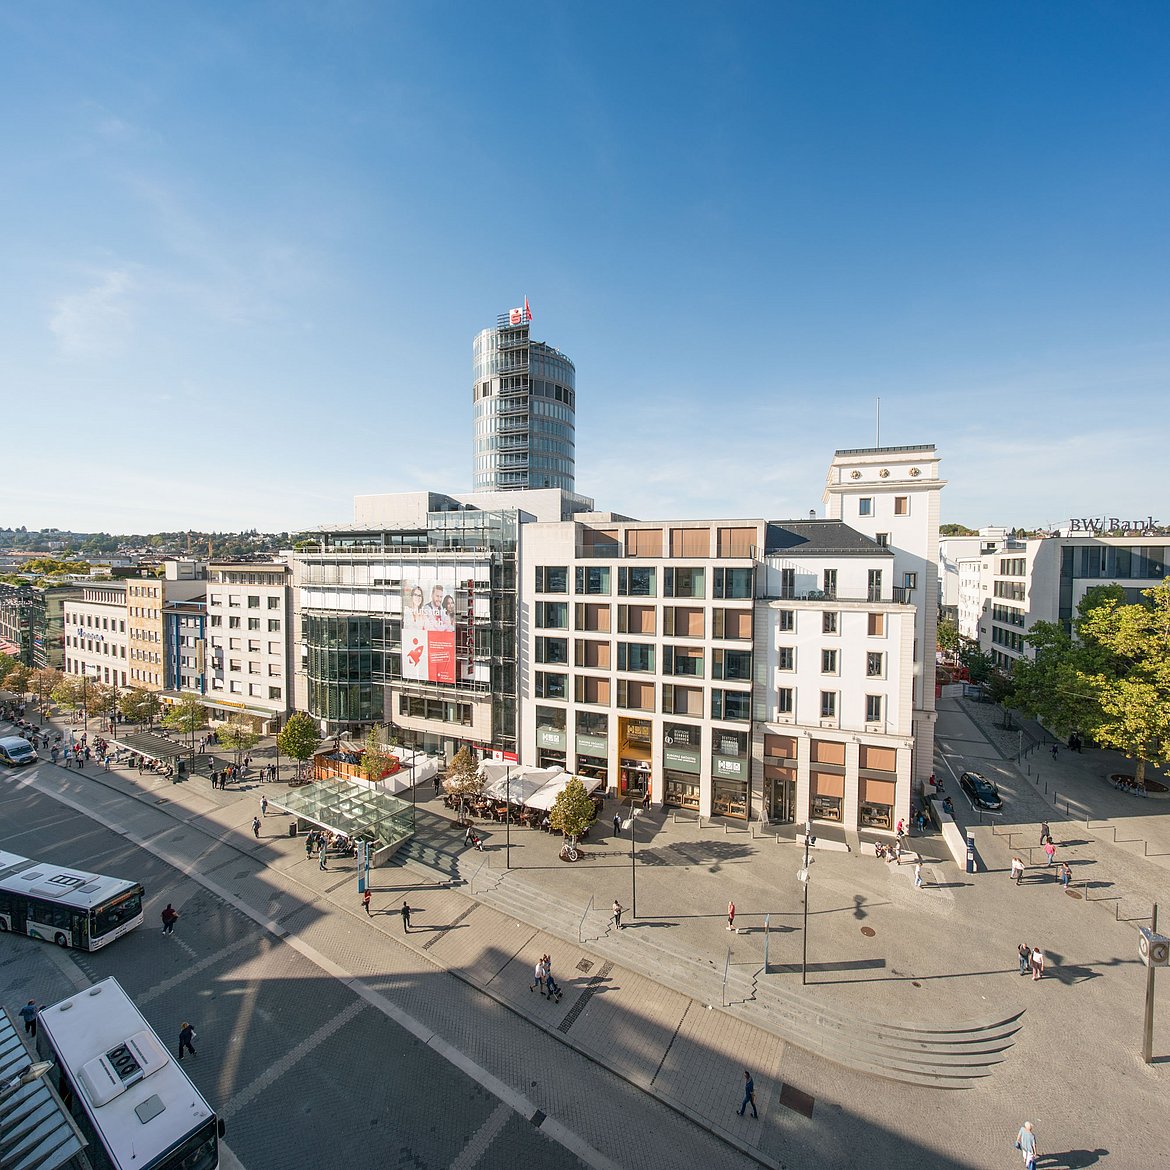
[799,822,816,986]
[628,807,642,919]
[81,665,89,733]
[505,766,512,870]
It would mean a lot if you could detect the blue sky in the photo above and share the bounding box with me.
[3,2,1168,534]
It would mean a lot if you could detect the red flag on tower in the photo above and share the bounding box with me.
[523,296,532,322]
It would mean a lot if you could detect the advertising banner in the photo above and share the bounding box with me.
[401,573,465,684]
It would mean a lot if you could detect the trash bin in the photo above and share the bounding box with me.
[288,822,297,837]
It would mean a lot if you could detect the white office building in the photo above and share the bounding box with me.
[62,583,128,687]
[205,562,293,731]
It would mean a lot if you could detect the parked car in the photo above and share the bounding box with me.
[959,770,1003,810]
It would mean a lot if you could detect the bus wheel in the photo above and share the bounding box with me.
[0,919,8,931]
[54,932,69,946]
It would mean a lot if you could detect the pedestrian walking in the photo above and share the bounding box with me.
[178,1021,197,1060]
[914,861,924,889]
[895,818,905,841]
[161,904,179,935]
[1031,946,1045,981]
[1017,942,1031,975]
[362,889,372,915]
[611,899,623,930]
[1015,1120,1038,1168]
[1050,743,1058,760]
[1039,820,1050,845]
[531,956,546,995]
[641,789,651,811]
[544,957,563,1002]
[19,1000,38,1037]
[305,834,314,860]
[613,813,622,836]
[464,825,474,847]
[251,816,261,839]
[319,846,328,870]
[1043,840,1056,866]
[400,901,411,933]
[727,901,736,930]
[1059,861,1072,891]
[1010,856,1025,886]
[736,1070,758,1119]
[261,796,268,817]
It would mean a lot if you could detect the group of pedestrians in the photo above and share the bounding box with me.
[1016,941,1046,980]
[529,953,563,1001]
[1010,823,1073,890]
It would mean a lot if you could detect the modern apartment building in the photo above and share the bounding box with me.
[63,582,129,686]
[0,583,81,669]
[205,561,292,731]
[938,527,1007,623]
[966,532,1170,669]
[472,305,577,494]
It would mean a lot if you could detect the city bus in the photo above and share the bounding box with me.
[38,978,223,1170]
[0,849,144,949]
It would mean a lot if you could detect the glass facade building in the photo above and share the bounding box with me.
[473,311,576,492]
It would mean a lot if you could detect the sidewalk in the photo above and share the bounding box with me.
[9,700,1170,1167]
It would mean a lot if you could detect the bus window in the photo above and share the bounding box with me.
[92,889,143,939]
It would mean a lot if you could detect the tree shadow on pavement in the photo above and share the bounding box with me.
[636,841,756,871]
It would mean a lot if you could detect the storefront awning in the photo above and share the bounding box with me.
[108,731,187,762]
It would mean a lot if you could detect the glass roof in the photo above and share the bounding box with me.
[270,779,415,852]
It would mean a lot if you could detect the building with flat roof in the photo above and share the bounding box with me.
[965,530,1170,669]
[63,582,128,687]
[293,444,941,837]
[472,304,577,493]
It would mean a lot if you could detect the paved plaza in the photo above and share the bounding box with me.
[3,696,1169,1168]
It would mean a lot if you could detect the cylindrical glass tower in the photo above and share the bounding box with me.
[473,310,575,492]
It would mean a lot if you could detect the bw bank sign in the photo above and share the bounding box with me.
[1069,516,1160,535]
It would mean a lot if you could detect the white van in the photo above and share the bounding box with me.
[0,735,37,766]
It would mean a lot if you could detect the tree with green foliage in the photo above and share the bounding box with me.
[359,725,398,784]
[939,523,977,536]
[29,667,62,712]
[163,694,208,757]
[0,653,17,683]
[936,618,961,654]
[277,712,321,769]
[120,687,161,728]
[443,747,482,819]
[50,676,86,714]
[550,776,596,842]
[217,718,260,769]
[1076,580,1170,786]
[957,639,996,683]
[22,558,90,576]
[86,682,114,725]
[3,663,30,698]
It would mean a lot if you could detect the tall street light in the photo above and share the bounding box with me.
[628,807,642,919]
[81,665,89,733]
[799,821,816,986]
[505,765,513,870]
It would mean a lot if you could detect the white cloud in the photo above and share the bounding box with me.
[48,268,135,356]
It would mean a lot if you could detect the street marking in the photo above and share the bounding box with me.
[12,766,625,1170]
[448,1101,512,1170]
[221,998,366,1119]
[138,935,257,1005]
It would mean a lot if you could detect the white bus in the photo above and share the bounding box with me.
[38,978,223,1170]
[0,849,144,949]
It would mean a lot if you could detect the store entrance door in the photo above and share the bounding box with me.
[766,776,797,824]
